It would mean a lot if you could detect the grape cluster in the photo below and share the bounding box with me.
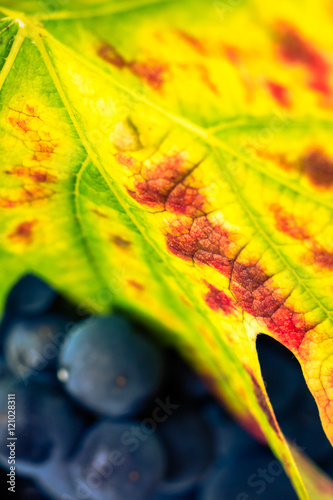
[0,275,331,500]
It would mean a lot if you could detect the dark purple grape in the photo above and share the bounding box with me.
[0,377,86,478]
[4,314,71,380]
[58,316,163,417]
[200,443,298,500]
[6,275,55,317]
[70,419,166,500]
[158,407,214,494]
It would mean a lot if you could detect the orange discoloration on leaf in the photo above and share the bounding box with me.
[0,186,54,209]
[203,280,236,314]
[7,106,59,163]
[177,30,207,55]
[8,220,38,245]
[197,64,219,95]
[128,280,144,291]
[270,205,333,272]
[254,149,295,172]
[115,152,139,170]
[129,61,166,91]
[270,204,310,240]
[6,166,57,183]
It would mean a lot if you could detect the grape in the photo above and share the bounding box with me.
[0,377,86,478]
[35,460,78,500]
[58,316,163,417]
[4,314,71,380]
[69,419,166,500]
[200,444,298,500]
[6,275,55,317]
[158,407,214,494]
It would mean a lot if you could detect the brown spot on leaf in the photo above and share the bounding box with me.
[8,220,37,245]
[111,236,131,248]
[302,148,333,189]
[97,43,126,68]
[92,209,108,219]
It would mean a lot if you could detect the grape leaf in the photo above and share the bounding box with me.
[0,0,333,497]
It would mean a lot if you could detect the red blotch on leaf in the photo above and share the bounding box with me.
[125,153,191,209]
[277,23,331,96]
[266,80,291,108]
[129,62,166,90]
[204,281,236,315]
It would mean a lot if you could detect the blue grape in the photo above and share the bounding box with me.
[200,444,298,500]
[158,407,214,494]
[69,419,166,500]
[6,275,55,317]
[58,316,163,417]
[35,459,78,500]
[4,314,71,380]
[0,377,86,478]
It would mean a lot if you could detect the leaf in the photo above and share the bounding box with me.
[0,0,333,497]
